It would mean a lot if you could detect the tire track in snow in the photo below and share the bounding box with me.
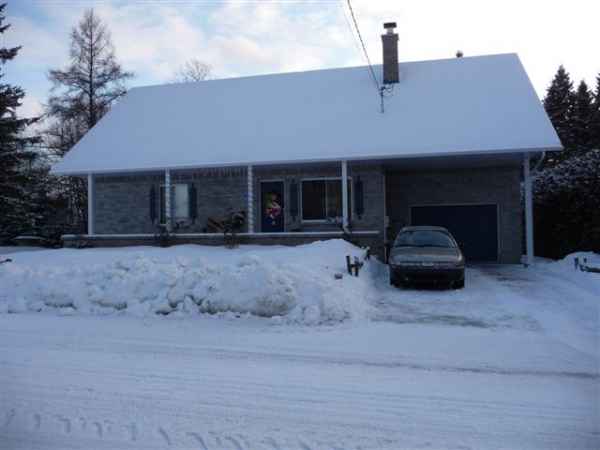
[224,435,243,450]
[263,436,281,449]
[158,427,171,446]
[298,439,313,450]
[186,432,208,450]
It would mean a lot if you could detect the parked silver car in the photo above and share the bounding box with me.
[389,226,465,289]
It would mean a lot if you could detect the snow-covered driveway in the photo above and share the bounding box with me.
[0,244,598,449]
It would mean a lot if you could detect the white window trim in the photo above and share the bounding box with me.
[159,183,190,225]
[300,177,353,223]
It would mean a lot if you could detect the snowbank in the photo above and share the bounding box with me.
[0,240,376,324]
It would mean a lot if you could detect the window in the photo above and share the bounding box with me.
[394,230,456,248]
[159,184,189,224]
[301,179,351,221]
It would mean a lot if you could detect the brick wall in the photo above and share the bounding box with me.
[385,166,523,263]
[93,164,385,243]
[252,163,384,237]
[95,170,247,234]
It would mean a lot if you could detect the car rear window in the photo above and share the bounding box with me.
[394,230,455,248]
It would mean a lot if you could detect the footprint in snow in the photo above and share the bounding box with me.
[32,413,41,430]
[93,421,103,438]
[54,415,71,434]
[125,422,138,441]
[3,409,15,428]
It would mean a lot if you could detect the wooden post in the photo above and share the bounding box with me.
[165,169,172,232]
[247,165,254,233]
[87,173,94,235]
[523,153,534,266]
[341,160,349,229]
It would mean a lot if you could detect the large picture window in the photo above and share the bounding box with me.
[159,184,190,224]
[301,178,351,221]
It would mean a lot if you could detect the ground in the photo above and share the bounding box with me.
[0,243,598,450]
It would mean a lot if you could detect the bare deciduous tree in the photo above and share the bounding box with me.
[48,9,133,131]
[46,8,133,232]
[175,59,211,83]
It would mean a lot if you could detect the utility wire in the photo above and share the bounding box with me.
[344,0,380,92]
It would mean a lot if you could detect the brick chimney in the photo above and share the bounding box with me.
[381,22,399,84]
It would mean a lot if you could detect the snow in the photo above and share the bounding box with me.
[0,243,598,449]
[51,54,561,175]
[0,241,374,324]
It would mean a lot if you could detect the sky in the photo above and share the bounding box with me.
[3,0,599,118]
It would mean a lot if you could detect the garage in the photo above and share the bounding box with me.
[410,204,499,262]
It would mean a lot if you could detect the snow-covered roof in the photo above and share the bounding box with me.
[52,53,561,175]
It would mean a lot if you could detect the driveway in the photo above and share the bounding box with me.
[373,263,599,356]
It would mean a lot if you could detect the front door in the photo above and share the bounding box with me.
[261,181,285,232]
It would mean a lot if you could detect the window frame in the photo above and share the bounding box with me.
[158,183,190,225]
[300,177,352,223]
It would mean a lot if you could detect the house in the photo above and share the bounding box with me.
[51,23,562,264]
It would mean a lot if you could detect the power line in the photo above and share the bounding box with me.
[339,0,364,60]
[344,0,380,92]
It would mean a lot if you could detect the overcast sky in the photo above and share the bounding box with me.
[4,0,599,118]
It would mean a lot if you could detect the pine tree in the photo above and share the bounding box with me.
[570,80,593,153]
[543,65,574,162]
[46,8,132,230]
[591,74,600,149]
[0,3,40,241]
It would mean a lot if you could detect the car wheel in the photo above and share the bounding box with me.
[390,272,401,287]
[453,279,465,289]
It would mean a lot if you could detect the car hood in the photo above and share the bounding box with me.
[390,246,462,263]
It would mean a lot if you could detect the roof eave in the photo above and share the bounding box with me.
[50,145,563,176]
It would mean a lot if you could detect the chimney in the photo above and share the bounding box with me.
[381,22,399,84]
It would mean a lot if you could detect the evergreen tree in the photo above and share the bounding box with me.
[591,74,600,149]
[570,80,593,152]
[46,8,132,230]
[543,65,574,162]
[0,3,40,241]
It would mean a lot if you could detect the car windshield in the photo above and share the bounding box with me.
[394,230,455,248]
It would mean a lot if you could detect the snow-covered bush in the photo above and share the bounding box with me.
[534,149,600,258]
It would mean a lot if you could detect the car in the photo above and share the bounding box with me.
[388,226,465,289]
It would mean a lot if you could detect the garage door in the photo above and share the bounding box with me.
[411,204,498,262]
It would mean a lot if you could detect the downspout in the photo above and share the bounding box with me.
[532,151,546,173]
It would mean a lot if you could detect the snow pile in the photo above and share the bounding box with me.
[0,241,376,324]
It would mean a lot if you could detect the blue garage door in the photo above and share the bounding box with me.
[411,204,498,262]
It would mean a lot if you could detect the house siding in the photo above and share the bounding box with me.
[385,166,523,264]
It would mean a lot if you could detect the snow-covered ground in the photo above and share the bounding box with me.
[0,242,598,449]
